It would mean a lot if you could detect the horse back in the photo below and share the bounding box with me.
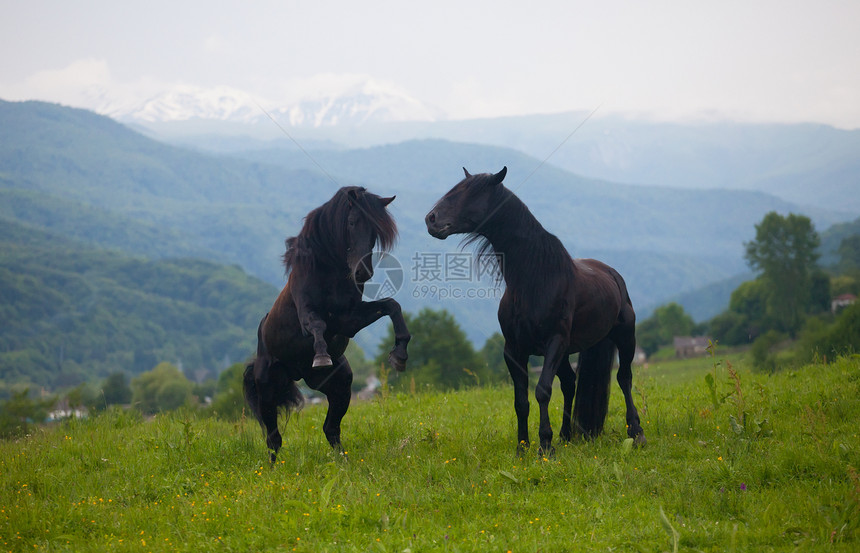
[569,258,634,346]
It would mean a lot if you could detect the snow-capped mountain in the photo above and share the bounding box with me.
[98,79,441,127]
[105,85,263,123]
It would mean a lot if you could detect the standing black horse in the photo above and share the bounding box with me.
[244,186,410,463]
[425,167,645,454]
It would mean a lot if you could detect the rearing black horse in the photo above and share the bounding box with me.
[244,186,410,463]
[426,167,645,454]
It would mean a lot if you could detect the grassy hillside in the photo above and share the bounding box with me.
[0,219,277,389]
[2,354,858,551]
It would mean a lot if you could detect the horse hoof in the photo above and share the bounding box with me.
[388,352,407,372]
[539,445,556,458]
[633,433,647,448]
[516,441,530,457]
[312,354,333,368]
[269,452,278,465]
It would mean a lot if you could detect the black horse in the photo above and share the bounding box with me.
[244,186,410,463]
[425,167,645,454]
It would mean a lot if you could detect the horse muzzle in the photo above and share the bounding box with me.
[425,211,452,239]
[352,258,374,283]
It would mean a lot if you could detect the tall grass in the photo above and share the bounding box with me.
[2,355,859,552]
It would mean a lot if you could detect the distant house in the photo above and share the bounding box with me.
[831,293,857,314]
[47,398,87,421]
[673,336,711,358]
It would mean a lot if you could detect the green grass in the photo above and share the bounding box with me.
[2,355,859,552]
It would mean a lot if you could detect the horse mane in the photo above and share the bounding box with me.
[462,178,571,287]
[283,186,397,274]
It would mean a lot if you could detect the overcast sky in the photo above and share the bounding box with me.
[2,0,859,127]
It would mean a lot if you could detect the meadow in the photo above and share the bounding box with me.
[2,352,859,552]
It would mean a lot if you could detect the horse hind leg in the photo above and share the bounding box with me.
[261,397,282,464]
[572,338,614,439]
[613,326,646,446]
[305,355,353,451]
[557,358,576,442]
[247,357,304,464]
[252,367,283,464]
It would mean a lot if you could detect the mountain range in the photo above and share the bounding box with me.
[97,82,860,213]
[95,80,439,128]
[1,97,858,381]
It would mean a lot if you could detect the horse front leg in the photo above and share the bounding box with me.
[379,299,410,372]
[535,334,569,456]
[296,304,333,368]
[338,298,411,372]
[504,343,530,455]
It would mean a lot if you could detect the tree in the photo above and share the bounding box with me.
[837,234,860,272]
[208,363,246,420]
[480,332,511,384]
[636,302,695,356]
[345,341,375,391]
[744,212,821,335]
[131,362,193,414]
[375,308,485,391]
[0,389,55,438]
[708,310,749,346]
[65,383,101,413]
[101,372,132,406]
[794,301,860,364]
[809,270,832,315]
[711,279,772,344]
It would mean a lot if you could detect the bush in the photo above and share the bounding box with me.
[0,389,55,438]
[750,330,787,373]
[794,302,860,364]
[101,372,132,406]
[131,362,193,414]
[208,363,246,420]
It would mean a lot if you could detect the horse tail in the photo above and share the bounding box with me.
[243,315,303,429]
[573,337,615,439]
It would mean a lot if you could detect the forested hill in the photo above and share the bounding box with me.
[2,99,857,362]
[0,99,332,284]
[0,219,278,390]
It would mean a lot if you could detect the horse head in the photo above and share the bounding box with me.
[283,187,396,284]
[425,167,507,239]
[344,188,396,283]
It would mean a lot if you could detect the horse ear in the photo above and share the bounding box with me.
[492,166,507,185]
[380,195,395,207]
[347,188,360,202]
[463,167,472,178]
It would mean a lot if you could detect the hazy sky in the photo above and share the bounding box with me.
[2,0,859,127]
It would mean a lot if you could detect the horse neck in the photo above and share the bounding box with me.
[292,235,348,276]
[480,192,571,290]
